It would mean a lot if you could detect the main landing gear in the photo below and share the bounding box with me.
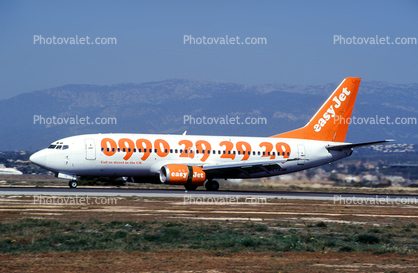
[205,180,219,191]
[69,180,78,188]
[184,185,198,191]
[183,180,220,191]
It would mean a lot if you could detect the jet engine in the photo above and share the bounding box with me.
[159,164,206,185]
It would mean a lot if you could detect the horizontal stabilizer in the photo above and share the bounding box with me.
[326,139,395,151]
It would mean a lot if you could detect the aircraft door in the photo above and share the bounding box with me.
[297,144,306,165]
[85,138,96,160]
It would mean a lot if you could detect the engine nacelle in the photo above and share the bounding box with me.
[159,164,206,186]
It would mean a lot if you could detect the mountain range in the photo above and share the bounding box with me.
[1,79,417,151]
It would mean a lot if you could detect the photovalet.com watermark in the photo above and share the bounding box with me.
[333,35,417,45]
[33,35,117,45]
[183,35,267,45]
[33,115,117,125]
[184,195,268,205]
[33,195,118,205]
[333,115,417,125]
[184,115,267,125]
[334,195,418,206]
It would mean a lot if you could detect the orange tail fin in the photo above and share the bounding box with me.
[272,77,361,142]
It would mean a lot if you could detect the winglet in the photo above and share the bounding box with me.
[272,77,361,142]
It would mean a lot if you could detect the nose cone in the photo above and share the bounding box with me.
[30,150,47,168]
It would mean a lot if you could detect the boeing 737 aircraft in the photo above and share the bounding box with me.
[30,77,391,190]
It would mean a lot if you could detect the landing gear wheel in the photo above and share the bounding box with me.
[184,185,198,191]
[69,180,78,188]
[205,180,219,191]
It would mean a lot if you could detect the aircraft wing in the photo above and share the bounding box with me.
[326,139,395,151]
[200,158,300,178]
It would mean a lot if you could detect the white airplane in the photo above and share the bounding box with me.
[0,164,23,175]
[30,77,391,190]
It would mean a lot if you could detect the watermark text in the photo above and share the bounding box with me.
[33,115,117,125]
[334,195,418,205]
[34,35,117,45]
[184,195,268,205]
[33,195,117,205]
[184,35,267,45]
[184,115,267,125]
[334,115,416,125]
[333,35,417,45]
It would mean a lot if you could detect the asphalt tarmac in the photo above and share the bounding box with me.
[1,186,418,202]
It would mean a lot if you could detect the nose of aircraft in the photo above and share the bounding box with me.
[29,150,47,168]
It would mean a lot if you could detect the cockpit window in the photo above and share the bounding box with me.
[48,144,69,150]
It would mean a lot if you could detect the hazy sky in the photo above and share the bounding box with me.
[0,0,417,100]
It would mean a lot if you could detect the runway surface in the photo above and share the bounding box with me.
[1,186,418,202]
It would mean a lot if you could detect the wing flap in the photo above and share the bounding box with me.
[326,139,395,150]
[201,158,300,178]
[202,158,300,171]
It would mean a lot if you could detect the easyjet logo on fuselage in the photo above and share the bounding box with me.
[313,87,351,132]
